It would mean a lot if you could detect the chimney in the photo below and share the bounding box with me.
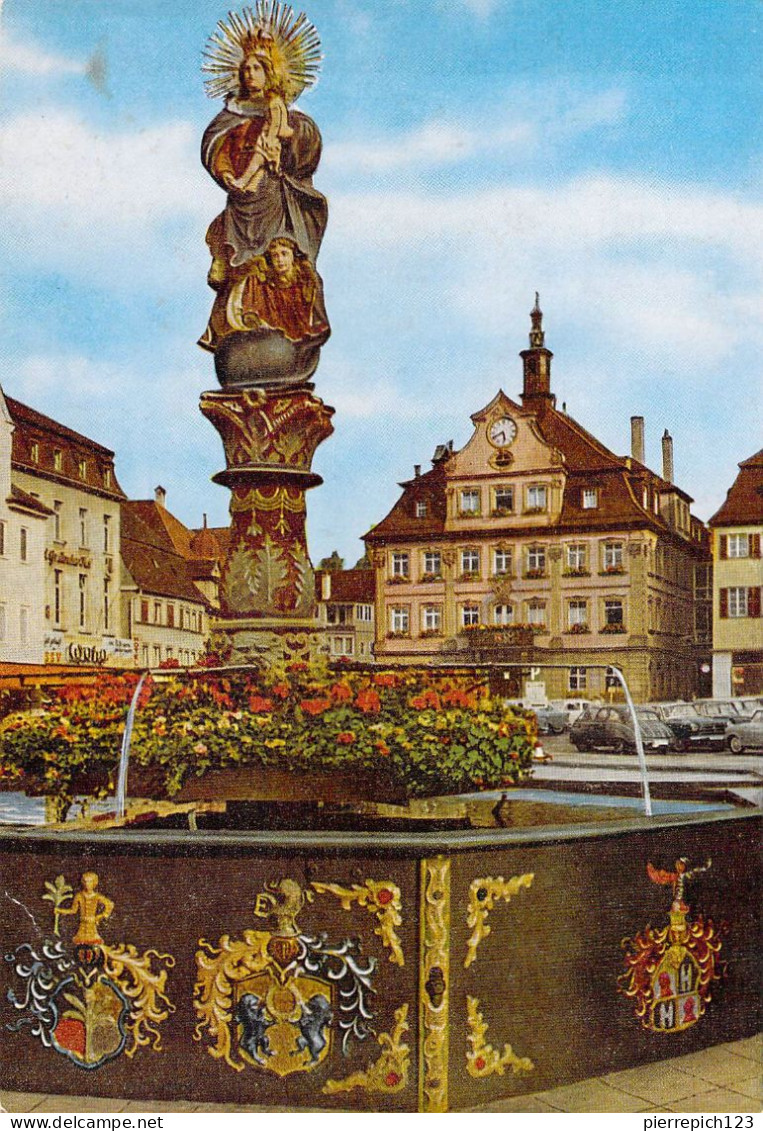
[630,417,645,465]
[202,512,208,528]
[662,429,674,483]
[154,486,166,507]
[414,465,421,478]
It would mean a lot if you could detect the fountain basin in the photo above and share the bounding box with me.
[0,806,759,1111]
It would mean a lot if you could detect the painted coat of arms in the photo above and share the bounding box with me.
[618,857,727,1033]
[5,872,175,1068]
[194,878,378,1076]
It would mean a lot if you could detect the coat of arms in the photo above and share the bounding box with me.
[193,877,377,1076]
[618,857,727,1033]
[5,872,175,1069]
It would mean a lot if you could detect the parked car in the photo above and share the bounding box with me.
[533,704,568,735]
[570,705,673,753]
[725,709,763,753]
[694,699,753,721]
[548,699,599,728]
[648,703,728,752]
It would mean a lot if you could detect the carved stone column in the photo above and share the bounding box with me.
[201,387,334,665]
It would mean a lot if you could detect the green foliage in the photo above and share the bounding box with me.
[0,666,536,806]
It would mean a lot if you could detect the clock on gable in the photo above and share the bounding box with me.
[487,416,517,449]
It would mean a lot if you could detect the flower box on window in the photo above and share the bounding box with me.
[459,571,481,582]
[419,629,443,639]
[563,568,590,578]
[387,630,411,639]
[600,566,625,575]
[491,507,513,518]
[565,623,590,635]
[387,575,410,585]
[524,568,546,580]
[420,572,443,583]
[523,506,545,516]
[458,509,481,519]
[529,623,547,634]
[601,622,626,634]
[492,570,512,579]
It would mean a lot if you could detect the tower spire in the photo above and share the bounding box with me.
[529,292,545,348]
[520,292,555,410]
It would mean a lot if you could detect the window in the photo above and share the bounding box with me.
[422,605,442,633]
[415,500,428,518]
[141,644,149,667]
[153,645,162,666]
[727,588,748,618]
[526,601,546,628]
[493,548,511,575]
[79,575,87,630]
[154,601,162,624]
[390,606,409,634]
[20,607,28,645]
[167,605,175,628]
[0,521,5,556]
[727,534,750,558]
[54,570,62,626]
[103,467,112,489]
[103,578,110,631]
[103,515,111,553]
[53,449,63,471]
[526,485,547,511]
[327,605,351,625]
[391,551,409,579]
[494,603,514,625]
[604,598,624,627]
[0,604,5,640]
[30,442,39,463]
[568,599,588,629]
[526,545,546,574]
[493,486,514,513]
[460,489,480,515]
[78,459,87,480]
[642,487,649,509]
[331,636,354,656]
[461,548,480,575]
[461,603,480,628]
[603,542,623,571]
[79,508,88,547]
[53,501,63,541]
[569,666,587,691]
[423,550,442,577]
[582,488,598,509]
[566,544,586,571]
[140,599,149,623]
[20,527,28,562]
[356,604,373,622]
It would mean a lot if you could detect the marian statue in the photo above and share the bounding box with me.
[199,4,329,388]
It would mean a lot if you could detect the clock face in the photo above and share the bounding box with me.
[488,416,517,448]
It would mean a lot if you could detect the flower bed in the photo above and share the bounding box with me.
[0,665,535,810]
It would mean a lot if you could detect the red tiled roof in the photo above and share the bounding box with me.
[6,395,126,499]
[317,568,375,603]
[121,504,212,606]
[7,485,54,517]
[364,464,449,542]
[709,449,763,527]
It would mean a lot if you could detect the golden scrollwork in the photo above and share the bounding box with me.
[466,996,534,1078]
[464,874,534,969]
[418,856,450,1113]
[311,880,404,967]
[101,943,176,1056]
[323,1004,410,1095]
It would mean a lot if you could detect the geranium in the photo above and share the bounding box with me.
[271,683,290,699]
[373,672,403,688]
[248,695,274,713]
[300,697,332,716]
[336,731,356,745]
[410,689,441,711]
[330,682,353,702]
[355,688,381,713]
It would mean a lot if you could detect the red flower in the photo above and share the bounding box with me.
[300,697,332,716]
[287,661,309,672]
[336,731,356,745]
[356,688,381,713]
[375,741,390,757]
[271,683,290,699]
[248,695,274,713]
[410,689,441,711]
[330,682,353,702]
[442,687,476,709]
[373,672,403,688]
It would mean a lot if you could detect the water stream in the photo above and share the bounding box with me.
[115,671,148,820]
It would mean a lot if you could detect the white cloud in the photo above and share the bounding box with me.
[0,32,85,77]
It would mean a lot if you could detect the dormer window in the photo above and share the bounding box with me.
[30,442,39,464]
[103,467,112,489]
[415,500,428,518]
[53,449,63,471]
[582,488,598,510]
[78,459,87,480]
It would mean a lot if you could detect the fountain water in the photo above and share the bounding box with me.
[115,670,148,820]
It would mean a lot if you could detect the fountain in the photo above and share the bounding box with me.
[0,3,759,1112]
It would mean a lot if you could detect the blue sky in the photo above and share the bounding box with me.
[0,0,760,565]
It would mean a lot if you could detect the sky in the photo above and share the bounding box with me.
[0,0,760,567]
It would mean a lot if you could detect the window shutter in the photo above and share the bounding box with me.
[748,587,761,618]
[719,535,727,559]
[750,533,761,559]
[719,588,728,618]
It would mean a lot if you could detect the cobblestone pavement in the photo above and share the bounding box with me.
[2,1035,760,1114]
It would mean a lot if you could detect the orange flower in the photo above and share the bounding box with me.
[356,688,381,713]
[410,689,441,711]
[336,731,356,745]
[330,682,353,702]
[271,683,290,699]
[287,661,309,672]
[300,697,332,716]
[442,687,476,709]
[248,695,274,713]
[375,740,390,756]
[373,672,402,688]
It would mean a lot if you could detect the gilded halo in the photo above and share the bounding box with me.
[202,2,322,104]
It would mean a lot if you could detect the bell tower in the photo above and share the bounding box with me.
[520,293,555,410]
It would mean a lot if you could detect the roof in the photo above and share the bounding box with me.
[126,500,196,558]
[6,395,126,500]
[317,568,375,603]
[120,503,212,606]
[7,485,54,517]
[709,449,763,527]
[192,525,233,559]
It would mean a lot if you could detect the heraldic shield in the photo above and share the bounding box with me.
[5,872,175,1069]
[194,878,377,1076]
[619,857,727,1034]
